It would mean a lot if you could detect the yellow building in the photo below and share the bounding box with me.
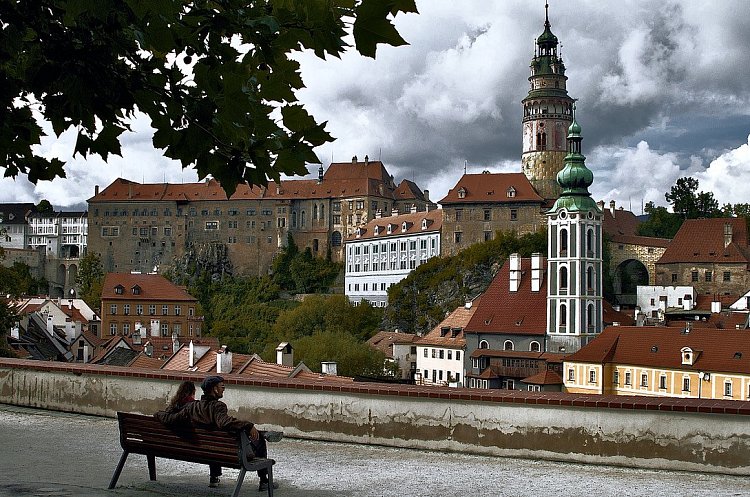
[563,325,750,401]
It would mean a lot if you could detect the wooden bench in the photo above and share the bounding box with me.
[109,412,275,497]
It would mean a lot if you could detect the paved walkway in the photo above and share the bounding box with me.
[1,404,749,497]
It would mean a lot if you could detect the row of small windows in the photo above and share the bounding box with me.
[423,348,462,361]
[557,227,596,256]
[108,322,199,336]
[98,208,275,217]
[109,304,192,316]
[454,208,517,222]
[348,282,393,292]
[477,340,541,352]
[551,303,597,333]
[422,369,460,384]
[574,369,739,398]
[686,270,731,283]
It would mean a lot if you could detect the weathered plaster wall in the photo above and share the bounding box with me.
[1,359,750,475]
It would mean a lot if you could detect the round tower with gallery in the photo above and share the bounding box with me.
[521,2,575,201]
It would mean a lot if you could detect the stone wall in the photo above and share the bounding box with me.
[1,358,750,475]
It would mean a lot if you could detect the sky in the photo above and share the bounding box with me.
[2,0,750,213]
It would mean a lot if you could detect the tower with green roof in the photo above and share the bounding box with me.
[521,2,575,200]
[546,110,603,353]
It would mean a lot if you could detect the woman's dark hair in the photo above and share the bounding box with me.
[168,381,196,410]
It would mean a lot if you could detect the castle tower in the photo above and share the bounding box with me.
[546,109,603,353]
[521,2,575,200]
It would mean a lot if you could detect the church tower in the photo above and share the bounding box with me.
[546,109,603,353]
[521,3,575,200]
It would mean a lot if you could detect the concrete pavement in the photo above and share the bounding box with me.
[1,404,749,497]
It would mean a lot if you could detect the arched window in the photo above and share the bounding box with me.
[587,266,594,290]
[292,211,297,228]
[587,304,595,332]
[504,340,514,351]
[559,228,568,255]
[541,132,547,150]
[529,341,541,352]
[301,210,306,227]
[586,229,594,254]
[320,204,325,220]
[331,231,342,247]
[479,340,489,349]
[560,304,567,327]
[313,204,318,220]
[559,266,568,291]
[536,132,542,151]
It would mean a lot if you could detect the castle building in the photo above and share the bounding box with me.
[546,110,603,353]
[26,211,88,259]
[87,158,433,277]
[344,208,441,307]
[521,3,576,200]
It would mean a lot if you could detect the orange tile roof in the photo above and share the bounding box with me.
[601,206,640,237]
[608,234,670,248]
[347,209,442,241]
[465,257,547,336]
[439,173,544,204]
[603,300,636,326]
[657,218,750,264]
[367,331,419,358]
[101,273,198,302]
[522,370,563,385]
[566,325,750,374]
[694,294,739,310]
[417,297,481,348]
[129,354,167,370]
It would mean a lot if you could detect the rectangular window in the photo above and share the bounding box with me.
[568,369,574,381]
[356,200,364,210]
[423,349,427,357]
[109,323,117,335]
[641,373,648,387]
[432,349,436,358]
[439,350,444,359]
[174,305,181,316]
[149,304,156,315]
[110,304,117,315]
[691,271,699,282]
[162,305,169,315]
[205,221,219,230]
[164,227,172,236]
[705,270,712,282]
[613,371,619,385]
[455,209,463,221]
[447,350,452,360]
[123,304,130,315]
[723,271,731,282]
[725,382,733,397]
[483,209,491,221]
[671,273,678,283]
[454,232,462,243]
[136,304,143,315]
[589,370,596,383]
[484,231,492,241]
[333,215,341,224]
[682,377,690,392]
[510,209,518,221]
[333,202,341,212]
[161,323,169,336]
[625,372,632,386]
[659,375,667,389]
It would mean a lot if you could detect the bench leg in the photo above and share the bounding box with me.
[108,450,129,489]
[266,465,274,497]
[147,454,156,481]
[231,468,246,497]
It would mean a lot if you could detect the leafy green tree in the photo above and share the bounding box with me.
[0,300,17,358]
[0,262,47,296]
[294,330,387,377]
[1,0,416,194]
[35,199,53,213]
[76,253,104,309]
[271,233,298,290]
[272,239,342,294]
[637,201,683,238]
[665,177,719,219]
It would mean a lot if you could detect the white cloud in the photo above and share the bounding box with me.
[694,134,750,206]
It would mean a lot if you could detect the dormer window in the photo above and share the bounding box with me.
[440,327,450,337]
[507,187,517,198]
[681,347,694,366]
[422,219,428,230]
[387,224,393,234]
[356,228,362,238]
[457,187,466,199]
[401,222,407,232]
[374,226,380,235]
[114,285,124,295]
[131,285,141,295]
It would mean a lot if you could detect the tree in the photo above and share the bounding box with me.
[0,300,17,358]
[637,201,683,239]
[0,0,417,195]
[294,330,387,377]
[76,253,104,309]
[35,199,53,213]
[665,177,719,219]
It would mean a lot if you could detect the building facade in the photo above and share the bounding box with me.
[564,326,750,401]
[99,273,203,340]
[0,203,36,250]
[87,158,433,277]
[344,209,441,306]
[26,211,88,259]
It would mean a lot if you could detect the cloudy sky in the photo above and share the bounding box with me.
[2,0,750,213]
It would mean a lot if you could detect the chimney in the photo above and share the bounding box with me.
[217,345,233,374]
[391,208,399,217]
[609,200,615,217]
[724,222,733,248]
[364,155,369,164]
[94,185,99,196]
[132,328,142,345]
[683,295,692,311]
[276,342,294,367]
[410,204,417,213]
[597,200,604,210]
[144,341,153,357]
[46,314,54,336]
[65,320,75,343]
[10,323,19,340]
[317,164,323,184]
[531,252,542,292]
[375,209,382,219]
[172,333,180,354]
[189,341,195,368]
[509,253,521,292]
[150,319,159,337]
[423,189,430,202]
[82,344,90,363]
[128,184,133,199]
[352,155,358,164]
[68,299,73,310]
[321,361,338,376]
[711,300,721,313]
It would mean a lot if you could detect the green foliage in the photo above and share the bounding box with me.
[637,201,683,238]
[35,199,53,213]
[383,230,547,334]
[294,330,387,377]
[0,0,416,196]
[665,177,720,219]
[0,300,17,358]
[0,262,47,297]
[76,253,104,309]
[271,238,342,294]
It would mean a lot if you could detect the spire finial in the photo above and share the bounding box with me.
[545,1,550,26]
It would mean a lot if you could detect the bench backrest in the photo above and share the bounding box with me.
[117,412,243,469]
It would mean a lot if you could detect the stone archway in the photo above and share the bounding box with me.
[613,259,649,307]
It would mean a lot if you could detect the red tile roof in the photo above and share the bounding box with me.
[601,206,640,237]
[609,234,671,248]
[465,257,547,336]
[439,173,544,205]
[101,273,198,302]
[603,300,636,326]
[347,209,442,241]
[566,325,750,374]
[416,297,481,348]
[368,331,419,358]
[522,370,563,385]
[657,218,750,264]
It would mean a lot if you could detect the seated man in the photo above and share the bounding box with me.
[185,375,279,491]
